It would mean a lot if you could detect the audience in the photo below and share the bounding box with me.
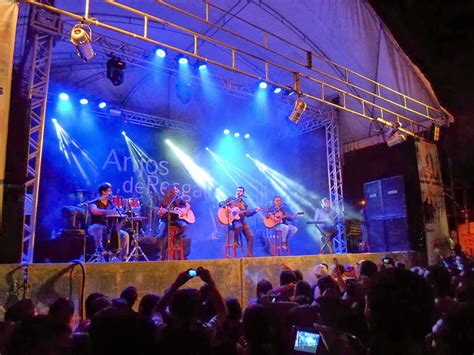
[1,253,473,355]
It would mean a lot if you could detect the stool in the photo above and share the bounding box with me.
[270,229,290,256]
[167,226,184,260]
[224,229,244,258]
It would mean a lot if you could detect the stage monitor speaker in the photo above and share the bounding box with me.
[366,217,410,252]
[384,217,410,251]
[364,180,383,220]
[364,175,406,220]
[366,219,387,252]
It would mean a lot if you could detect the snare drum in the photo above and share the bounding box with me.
[128,197,141,215]
[112,196,125,211]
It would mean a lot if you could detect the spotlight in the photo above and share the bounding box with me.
[107,57,126,86]
[244,133,250,139]
[245,153,250,158]
[70,24,95,61]
[223,129,230,135]
[59,92,69,101]
[121,131,126,136]
[79,98,88,105]
[165,139,171,144]
[196,60,207,70]
[234,132,240,137]
[155,47,166,58]
[258,81,268,89]
[205,147,210,151]
[51,118,57,123]
[109,108,122,117]
[98,101,107,109]
[176,54,188,65]
[386,122,407,147]
[288,97,307,124]
[273,87,282,94]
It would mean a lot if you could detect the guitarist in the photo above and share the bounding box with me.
[264,196,298,249]
[219,186,261,257]
[313,197,337,254]
[157,185,191,258]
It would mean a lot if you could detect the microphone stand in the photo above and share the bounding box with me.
[164,193,181,260]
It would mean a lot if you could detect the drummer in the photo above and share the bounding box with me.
[88,182,129,260]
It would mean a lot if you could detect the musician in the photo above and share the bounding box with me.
[157,185,191,255]
[264,196,298,248]
[88,182,130,260]
[219,186,261,257]
[313,197,337,254]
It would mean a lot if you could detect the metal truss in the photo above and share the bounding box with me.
[22,1,60,263]
[325,113,346,253]
[92,108,199,135]
[22,0,450,139]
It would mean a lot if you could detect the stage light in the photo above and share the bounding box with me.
[79,98,88,105]
[176,54,189,65]
[258,81,268,89]
[244,133,250,139]
[245,153,250,158]
[59,92,69,101]
[223,129,230,135]
[155,47,166,58]
[109,108,122,117]
[107,57,126,86]
[205,147,210,151]
[386,122,407,147]
[273,87,282,94]
[51,118,57,123]
[289,97,307,124]
[121,131,126,136]
[234,132,240,137]
[70,23,95,61]
[98,101,107,109]
[196,60,207,70]
[165,139,171,144]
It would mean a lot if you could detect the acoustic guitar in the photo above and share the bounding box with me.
[217,206,261,225]
[157,207,196,224]
[263,211,304,228]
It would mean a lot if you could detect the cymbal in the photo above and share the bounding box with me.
[129,216,147,221]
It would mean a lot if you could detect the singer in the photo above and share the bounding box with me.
[219,186,261,257]
[156,185,191,259]
[88,182,130,260]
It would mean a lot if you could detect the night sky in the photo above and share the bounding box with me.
[369,0,474,212]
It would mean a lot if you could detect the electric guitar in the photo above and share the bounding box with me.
[263,211,304,228]
[157,207,196,224]
[217,206,262,225]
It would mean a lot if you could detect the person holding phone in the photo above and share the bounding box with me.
[155,267,227,353]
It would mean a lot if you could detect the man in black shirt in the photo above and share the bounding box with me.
[88,182,129,260]
[219,186,261,257]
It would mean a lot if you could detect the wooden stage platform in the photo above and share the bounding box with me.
[0,251,423,317]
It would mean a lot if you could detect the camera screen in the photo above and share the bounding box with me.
[188,269,197,277]
[294,329,320,354]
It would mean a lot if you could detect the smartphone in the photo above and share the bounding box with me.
[292,327,321,354]
[188,269,197,277]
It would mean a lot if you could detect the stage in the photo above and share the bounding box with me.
[0,251,423,317]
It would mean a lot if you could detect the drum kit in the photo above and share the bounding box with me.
[64,189,166,262]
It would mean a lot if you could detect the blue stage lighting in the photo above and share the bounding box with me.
[273,87,282,94]
[51,118,57,123]
[121,131,126,136]
[177,54,188,65]
[244,133,250,139]
[98,101,107,109]
[197,60,207,70]
[79,98,88,105]
[155,47,166,58]
[59,92,69,101]
[205,147,210,151]
[258,81,268,89]
[245,153,250,158]
[234,132,240,137]
[223,129,230,135]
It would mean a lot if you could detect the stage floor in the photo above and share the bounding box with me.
[0,251,423,317]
